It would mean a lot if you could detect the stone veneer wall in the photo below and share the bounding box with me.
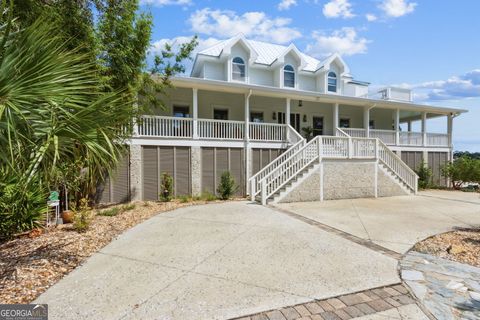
[129,144,143,201]
[278,160,409,203]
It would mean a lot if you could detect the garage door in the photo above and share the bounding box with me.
[428,152,449,186]
[142,146,191,200]
[201,147,245,196]
[98,155,130,204]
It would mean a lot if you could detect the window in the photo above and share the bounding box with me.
[173,105,189,118]
[284,65,295,88]
[232,57,246,81]
[339,118,350,128]
[213,108,228,120]
[250,112,264,123]
[328,72,337,92]
[369,120,375,129]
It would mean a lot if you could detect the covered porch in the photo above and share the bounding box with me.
[134,79,458,148]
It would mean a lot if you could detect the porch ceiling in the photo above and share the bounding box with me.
[170,76,468,116]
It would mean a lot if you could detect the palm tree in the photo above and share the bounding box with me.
[0,2,132,236]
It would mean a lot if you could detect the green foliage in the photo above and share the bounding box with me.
[73,199,92,233]
[454,151,480,160]
[200,192,218,202]
[216,172,238,200]
[301,127,314,140]
[0,171,47,238]
[177,195,191,203]
[442,156,480,189]
[122,203,136,211]
[159,173,174,202]
[416,161,432,189]
[98,207,120,217]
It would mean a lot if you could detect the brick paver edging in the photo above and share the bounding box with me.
[230,284,415,320]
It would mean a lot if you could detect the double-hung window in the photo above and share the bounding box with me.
[328,72,337,92]
[232,57,246,81]
[283,65,295,88]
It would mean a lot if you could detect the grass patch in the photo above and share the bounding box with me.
[177,195,191,203]
[98,207,121,217]
[122,203,136,211]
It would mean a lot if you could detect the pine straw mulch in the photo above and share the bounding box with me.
[0,199,230,304]
[413,227,480,268]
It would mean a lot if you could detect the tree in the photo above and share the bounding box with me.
[442,156,480,189]
[0,4,129,236]
[416,161,432,189]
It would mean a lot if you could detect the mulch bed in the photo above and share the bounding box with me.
[413,228,480,268]
[0,199,227,304]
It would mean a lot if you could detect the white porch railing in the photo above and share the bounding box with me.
[249,122,286,142]
[255,130,419,204]
[198,118,244,140]
[370,129,396,145]
[250,125,305,200]
[427,133,449,147]
[399,131,423,146]
[138,116,193,138]
[137,116,289,142]
[342,128,367,138]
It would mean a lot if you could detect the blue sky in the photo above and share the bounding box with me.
[140,0,480,151]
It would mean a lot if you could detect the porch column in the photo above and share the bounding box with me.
[422,112,427,146]
[245,91,252,194]
[333,103,339,134]
[192,88,198,139]
[285,98,291,140]
[394,109,400,146]
[447,113,453,148]
[363,108,370,137]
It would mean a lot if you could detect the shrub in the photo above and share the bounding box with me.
[177,195,191,203]
[200,191,217,201]
[0,173,47,239]
[216,171,238,200]
[442,156,480,189]
[73,199,92,233]
[122,203,136,211]
[159,173,174,202]
[416,161,432,189]
[98,207,120,217]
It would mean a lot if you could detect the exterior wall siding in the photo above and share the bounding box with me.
[428,152,449,187]
[98,155,130,204]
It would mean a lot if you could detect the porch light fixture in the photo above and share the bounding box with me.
[298,100,303,107]
[303,115,307,122]
[272,112,277,120]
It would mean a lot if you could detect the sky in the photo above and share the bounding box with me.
[139,0,480,152]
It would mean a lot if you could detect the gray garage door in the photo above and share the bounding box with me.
[428,152,449,186]
[98,155,130,204]
[142,146,191,200]
[252,148,284,175]
[401,151,424,172]
[201,147,245,196]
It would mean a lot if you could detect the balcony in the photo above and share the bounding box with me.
[340,128,450,147]
[136,116,288,142]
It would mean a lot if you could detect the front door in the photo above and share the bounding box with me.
[312,116,324,136]
[277,112,301,132]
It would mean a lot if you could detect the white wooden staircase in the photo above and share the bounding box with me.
[249,128,418,205]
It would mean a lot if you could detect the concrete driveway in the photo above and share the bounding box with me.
[277,190,480,254]
[36,202,400,320]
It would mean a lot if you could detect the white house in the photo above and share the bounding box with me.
[99,35,467,204]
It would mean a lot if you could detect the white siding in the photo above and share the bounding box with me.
[298,75,316,91]
[204,61,224,80]
[249,68,274,86]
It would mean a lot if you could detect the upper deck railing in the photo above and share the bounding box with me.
[341,128,449,147]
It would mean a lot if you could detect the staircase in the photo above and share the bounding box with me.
[248,128,418,205]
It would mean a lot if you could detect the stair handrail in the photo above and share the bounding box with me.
[249,124,305,200]
[259,136,321,204]
[336,127,350,137]
[377,139,419,193]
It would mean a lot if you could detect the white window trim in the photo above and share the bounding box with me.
[327,71,338,93]
[283,64,296,89]
[231,57,247,83]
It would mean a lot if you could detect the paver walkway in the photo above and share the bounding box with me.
[401,251,480,320]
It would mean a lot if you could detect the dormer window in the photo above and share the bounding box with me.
[284,65,295,88]
[232,57,246,81]
[328,72,337,92]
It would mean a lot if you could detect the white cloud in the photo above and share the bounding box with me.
[140,0,191,6]
[305,27,369,57]
[323,0,355,19]
[366,13,377,21]
[379,0,417,18]
[401,70,480,101]
[278,0,297,11]
[188,8,301,44]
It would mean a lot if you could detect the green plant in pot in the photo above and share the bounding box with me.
[301,126,314,141]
